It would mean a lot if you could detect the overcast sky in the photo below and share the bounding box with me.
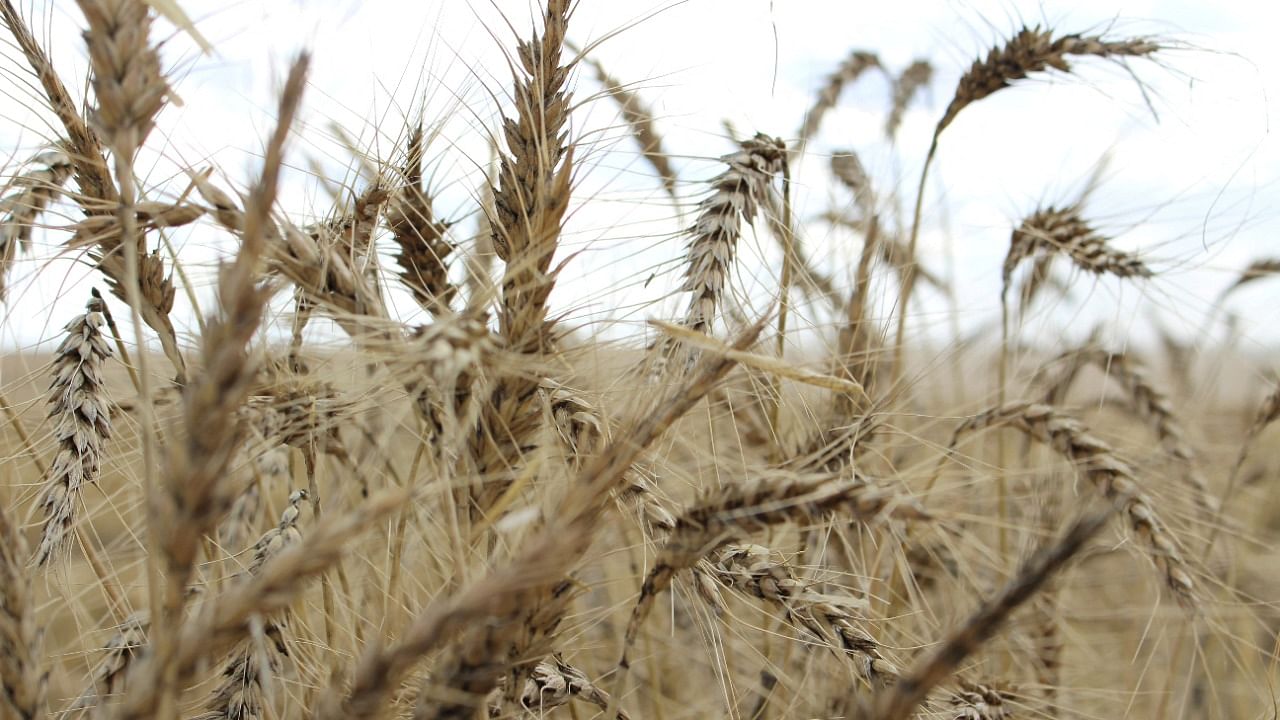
[2,0,1277,358]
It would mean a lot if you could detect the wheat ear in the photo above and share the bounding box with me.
[466,0,575,516]
[885,59,933,140]
[949,403,1195,603]
[894,26,1159,387]
[0,147,73,301]
[388,123,455,315]
[706,543,900,687]
[0,503,44,720]
[33,293,113,566]
[796,49,881,151]
[579,49,678,203]
[618,472,926,689]
[682,133,787,335]
[197,491,308,720]
[877,509,1109,720]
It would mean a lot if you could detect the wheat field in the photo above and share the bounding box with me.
[0,1,1277,719]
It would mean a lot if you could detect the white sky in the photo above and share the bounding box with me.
[2,0,1278,359]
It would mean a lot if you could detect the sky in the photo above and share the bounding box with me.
[1,0,1277,359]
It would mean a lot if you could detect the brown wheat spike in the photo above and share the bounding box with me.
[683,133,787,334]
[114,488,408,720]
[414,580,579,719]
[1041,348,1216,518]
[620,471,927,674]
[1219,257,1280,301]
[491,0,574,353]
[387,123,455,316]
[796,49,881,151]
[325,320,765,720]
[949,679,1014,720]
[949,403,1195,603]
[580,51,678,203]
[937,26,1159,136]
[830,151,874,217]
[34,293,113,566]
[706,543,900,687]
[0,503,44,720]
[141,54,308,718]
[515,655,630,719]
[1003,205,1151,305]
[0,147,73,301]
[76,0,168,157]
[877,509,1109,720]
[198,491,307,720]
[463,0,575,517]
[68,612,148,715]
[0,0,116,201]
[885,59,933,140]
